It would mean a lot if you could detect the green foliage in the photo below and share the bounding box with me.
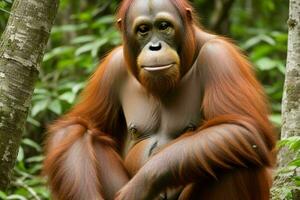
[28,1,121,127]
[0,0,12,34]
[0,138,49,200]
[272,137,300,200]
[242,31,287,126]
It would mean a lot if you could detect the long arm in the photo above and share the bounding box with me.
[44,47,129,200]
[134,119,272,190]
[115,38,276,200]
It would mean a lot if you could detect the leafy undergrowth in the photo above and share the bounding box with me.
[0,138,50,200]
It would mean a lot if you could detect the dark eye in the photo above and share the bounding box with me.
[137,24,150,35]
[159,21,171,31]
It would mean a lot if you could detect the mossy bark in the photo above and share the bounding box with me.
[272,0,300,199]
[0,0,58,189]
[282,0,300,142]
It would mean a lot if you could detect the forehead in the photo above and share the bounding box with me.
[126,0,181,24]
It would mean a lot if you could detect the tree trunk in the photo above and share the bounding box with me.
[273,0,300,199]
[209,0,235,34]
[0,0,58,189]
[281,0,300,158]
[281,0,300,173]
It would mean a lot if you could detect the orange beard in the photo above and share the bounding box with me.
[139,64,180,97]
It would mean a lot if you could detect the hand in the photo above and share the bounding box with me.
[115,149,174,200]
[114,173,156,200]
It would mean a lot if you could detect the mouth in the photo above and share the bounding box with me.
[143,63,174,72]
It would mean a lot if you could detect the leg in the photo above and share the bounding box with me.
[179,168,272,200]
[44,124,129,200]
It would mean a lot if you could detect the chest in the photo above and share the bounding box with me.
[120,66,203,149]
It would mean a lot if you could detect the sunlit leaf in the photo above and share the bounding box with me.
[28,164,43,174]
[48,99,62,115]
[43,46,74,62]
[4,0,12,4]
[26,155,44,163]
[242,34,275,50]
[256,58,277,71]
[269,114,281,126]
[75,43,96,56]
[278,137,300,150]
[96,15,115,24]
[72,82,85,94]
[31,99,49,117]
[17,147,24,162]
[22,139,42,152]
[92,38,109,57]
[71,35,96,44]
[75,38,108,56]
[59,92,76,104]
[289,159,300,167]
[26,117,41,127]
[52,24,88,34]
[0,191,7,199]
[6,194,27,200]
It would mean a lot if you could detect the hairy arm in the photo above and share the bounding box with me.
[44,47,130,200]
[115,39,276,200]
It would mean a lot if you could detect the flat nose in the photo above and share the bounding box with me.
[149,42,162,51]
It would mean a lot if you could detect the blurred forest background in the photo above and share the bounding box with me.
[0,0,292,199]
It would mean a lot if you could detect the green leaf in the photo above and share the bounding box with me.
[43,46,74,62]
[271,31,288,43]
[289,159,300,167]
[269,114,281,126]
[31,99,49,117]
[75,38,108,56]
[25,178,45,186]
[28,164,43,174]
[75,43,96,56]
[4,0,12,4]
[0,191,7,199]
[250,45,273,60]
[278,137,300,149]
[276,62,286,74]
[294,176,300,186]
[256,58,277,71]
[72,82,85,94]
[33,88,49,95]
[33,186,50,198]
[26,117,41,127]
[71,35,96,44]
[17,147,24,162]
[91,15,115,29]
[6,194,27,200]
[26,155,44,163]
[59,92,76,104]
[92,38,109,57]
[52,23,88,34]
[242,34,275,50]
[48,99,62,115]
[57,58,76,69]
[290,141,300,151]
[22,139,42,152]
[96,15,115,24]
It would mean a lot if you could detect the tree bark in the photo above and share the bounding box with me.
[0,0,58,189]
[209,0,235,34]
[281,0,300,159]
[273,0,300,199]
